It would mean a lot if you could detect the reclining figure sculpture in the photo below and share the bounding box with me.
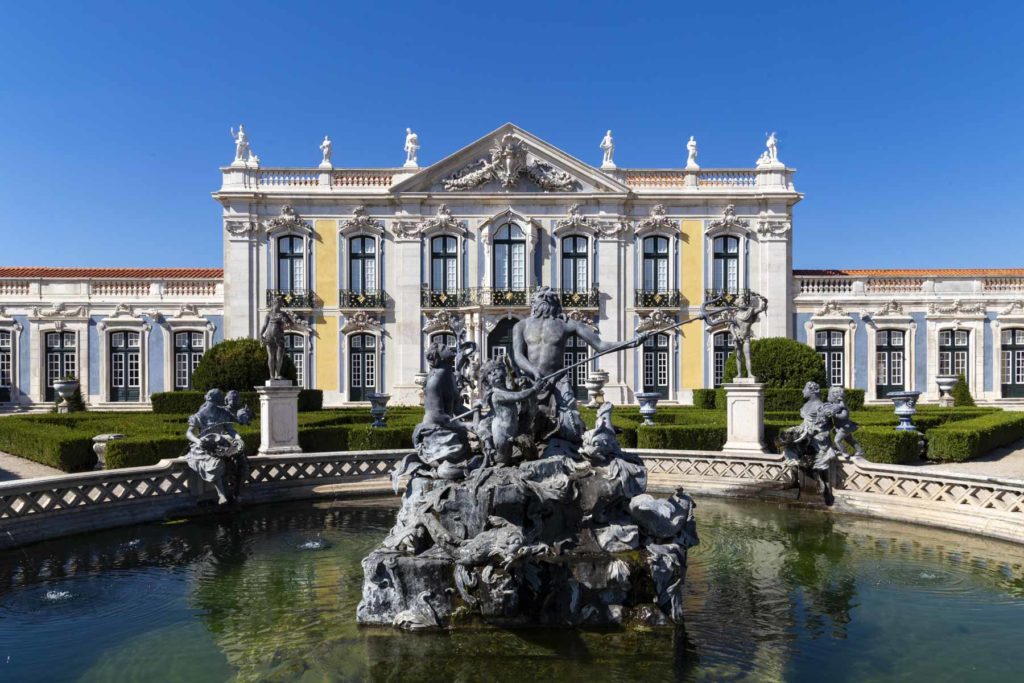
[359,288,701,630]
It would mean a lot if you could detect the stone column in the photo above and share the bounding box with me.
[256,380,302,455]
[597,226,630,403]
[389,235,424,405]
[722,378,767,452]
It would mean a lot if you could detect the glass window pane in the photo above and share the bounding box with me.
[891,330,904,346]
[878,331,888,346]
[494,244,508,288]
[831,331,843,346]
[956,331,969,346]
[939,330,951,346]
[64,333,76,347]
[1016,330,1024,345]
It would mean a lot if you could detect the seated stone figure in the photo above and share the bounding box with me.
[778,381,838,505]
[185,389,252,505]
[406,342,473,482]
[828,386,864,457]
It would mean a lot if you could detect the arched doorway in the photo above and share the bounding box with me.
[564,334,589,400]
[642,332,670,398]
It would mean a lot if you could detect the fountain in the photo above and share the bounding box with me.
[357,288,699,629]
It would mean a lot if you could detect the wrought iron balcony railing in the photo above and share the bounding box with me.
[266,289,316,309]
[421,288,472,308]
[557,287,600,309]
[634,289,681,308]
[470,287,532,307]
[338,289,390,309]
[703,288,751,305]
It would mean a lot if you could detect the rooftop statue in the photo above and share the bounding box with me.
[404,127,420,167]
[600,129,615,168]
[230,125,249,163]
[319,135,332,166]
[686,135,699,170]
[358,289,705,631]
[184,389,252,505]
[260,297,296,381]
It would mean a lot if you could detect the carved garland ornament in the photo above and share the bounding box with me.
[443,134,578,192]
[31,302,87,318]
[225,219,258,237]
[341,311,381,334]
[708,204,750,233]
[422,310,461,335]
[928,300,986,316]
[755,210,791,238]
[341,205,382,233]
[419,204,461,234]
[636,309,675,333]
[265,205,311,234]
[872,300,905,317]
[636,204,678,233]
[565,309,597,331]
[555,203,599,233]
[815,301,845,316]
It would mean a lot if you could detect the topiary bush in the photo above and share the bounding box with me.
[926,412,1024,462]
[722,337,827,389]
[190,338,297,393]
[951,373,975,407]
[855,427,922,464]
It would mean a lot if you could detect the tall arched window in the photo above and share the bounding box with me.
[349,236,377,294]
[174,331,205,390]
[713,236,740,294]
[713,331,734,387]
[875,330,905,396]
[815,330,845,387]
[493,223,526,292]
[285,333,306,387]
[642,236,669,293]
[1002,329,1024,398]
[939,329,969,381]
[277,236,304,292]
[430,236,458,294]
[642,332,670,398]
[561,236,588,293]
[349,333,377,401]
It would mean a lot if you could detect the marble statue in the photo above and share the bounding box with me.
[828,386,864,457]
[185,389,253,505]
[357,292,699,631]
[686,135,699,170]
[766,131,778,163]
[260,297,296,381]
[701,291,768,380]
[600,130,615,168]
[404,128,420,167]
[319,135,332,166]
[230,125,249,163]
[777,381,838,505]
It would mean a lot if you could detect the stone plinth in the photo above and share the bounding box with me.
[256,380,302,456]
[722,378,767,453]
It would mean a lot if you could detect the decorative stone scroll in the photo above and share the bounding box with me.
[554,202,599,234]
[637,309,675,333]
[565,309,597,330]
[755,210,791,238]
[443,133,578,192]
[341,311,382,334]
[422,310,461,335]
[225,219,258,237]
[341,205,383,235]
[636,204,678,234]
[264,205,311,235]
[708,204,750,234]
[929,300,986,316]
[30,303,87,319]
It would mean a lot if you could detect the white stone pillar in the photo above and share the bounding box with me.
[389,236,424,405]
[722,378,767,452]
[224,227,259,339]
[759,235,791,338]
[597,228,630,403]
[256,380,302,455]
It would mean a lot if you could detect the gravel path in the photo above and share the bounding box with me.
[910,439,1024,480]
[0,451,63,482]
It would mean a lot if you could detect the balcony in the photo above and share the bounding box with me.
[266,289,316,309]
[703,288,752,305]
[557,287,600,309]
[470,287,532,307]
[338,289,389,309]
[421,288,472,308]
[635,289,681,308]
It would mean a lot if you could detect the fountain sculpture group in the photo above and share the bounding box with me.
[356,288,699,630]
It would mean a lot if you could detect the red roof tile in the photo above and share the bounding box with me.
[794,268,1024,278]
[0,267,222,279]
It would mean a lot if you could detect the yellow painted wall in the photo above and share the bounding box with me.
[313,220,338,390]
[679,219,704,390]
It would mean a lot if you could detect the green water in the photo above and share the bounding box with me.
[2,497,1024,682]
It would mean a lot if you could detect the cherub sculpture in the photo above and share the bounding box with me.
[475,358,556,466]
[777,381,838,505]
[828,386,864,457]
[185,389,253,505]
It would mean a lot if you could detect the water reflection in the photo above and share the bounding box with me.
[2,498,1024,681]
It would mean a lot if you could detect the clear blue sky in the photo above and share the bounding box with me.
[1,1,1021,270]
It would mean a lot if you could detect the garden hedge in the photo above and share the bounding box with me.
[0,420,97,472]
[191,338,297,392]
[150,389,324,414]
[702,387,865,411]
[926,412,1024,462]
[853,427,922,464]
[722,337,828,389]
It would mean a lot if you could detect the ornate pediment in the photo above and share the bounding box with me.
[340,205,383,235]
[708,204,751,235]
[341,311,382,334]
[637,309,675,333]
[264,205,311,235]
[636,205,678,234]
[872,300,904,317]
[554,203,600,235]
[565,309,597,331]
[928,300,986,316]
[423,310,462,335]
[390,124,631,195]
[815,301,845,317]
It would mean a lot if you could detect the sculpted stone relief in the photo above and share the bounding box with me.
[443,133,578,192]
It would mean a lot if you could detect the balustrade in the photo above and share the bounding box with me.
[266,289,317,309]
[338,289,390,309]
[255,169,319,187]
[164,281,218,297]
[796,277,854,295]
[984,278,1024,293]
[421,288,471,308]
[635,289,681,308]
[697,169,757,188]
[0,281,30,296]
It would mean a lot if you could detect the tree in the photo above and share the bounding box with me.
[951,373,975,407]
[191,338,296,392]
[722,337,828,389]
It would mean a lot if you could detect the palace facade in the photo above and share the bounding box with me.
[1,124,1021,410]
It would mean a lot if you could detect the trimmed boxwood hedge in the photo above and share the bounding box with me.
[704,387,865,411]
[0,420,97,472]
[150,390,324,414]
[926,412,1024,462]
[722,337,828,388]
[854,427,922,464]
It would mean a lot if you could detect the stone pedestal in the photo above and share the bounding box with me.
[722,378,767,452]
[256,380,302,455]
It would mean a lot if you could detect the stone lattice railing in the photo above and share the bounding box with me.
[796,277,854,295]
[3,449,1024,548]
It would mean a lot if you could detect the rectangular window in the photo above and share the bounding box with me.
[127,332,140,348]
[714,352,727,387]
[0,332,10,389]
[46,332,60,348]
[511,243,525,289]
[63,332,76,348]
[112,354,124,388]
[830,331,843,346]
[1003,350,1013,384]
[939,330,952,347]
[292,351,304,387]
[891,351,904,386]
[351,354,362,388]
[446,260,458,292]
[491,347,506,360]
[1016,351,1024,385]
[891,330,904,346]
[191,352,203,378]
[955,330,969,346]
[47,352,61,386]
[643,353,654,388]
[364,257,377,293]
[64,350,76,381]
[878,331,889,346]
[815,331,827,346]
[953,351,968,376]
[575,354,587,389]
[830,353,844,387]
[112,332,124,348]
[494,244,508,289]
[1018,331,1024,345]
[175,353,189,388]
[939,351,952,376]
[364,352,376,390]
[657,351,669,387]
[876,352,889,386]
[127,352,140,388]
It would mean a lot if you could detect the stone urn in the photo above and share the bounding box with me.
[52,379,80,413]
[92,433,125,470]
[635,392,661,426]
[413,372,429,406]
[367,392,391,428]
[887,391,921,431]
[584,370,609,408]
[936,375,959,408]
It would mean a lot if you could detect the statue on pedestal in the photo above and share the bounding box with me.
[702,291,768,380]
[184,389,253,505]
[230,125,249,163]
[260,297,296,381]
[600,130,615,168]
[319,135,332,167]
[686,135,699,170]
[404,128,420,167]
[828,386,864,457]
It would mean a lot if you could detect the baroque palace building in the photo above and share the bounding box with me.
[1,123,1022,410]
